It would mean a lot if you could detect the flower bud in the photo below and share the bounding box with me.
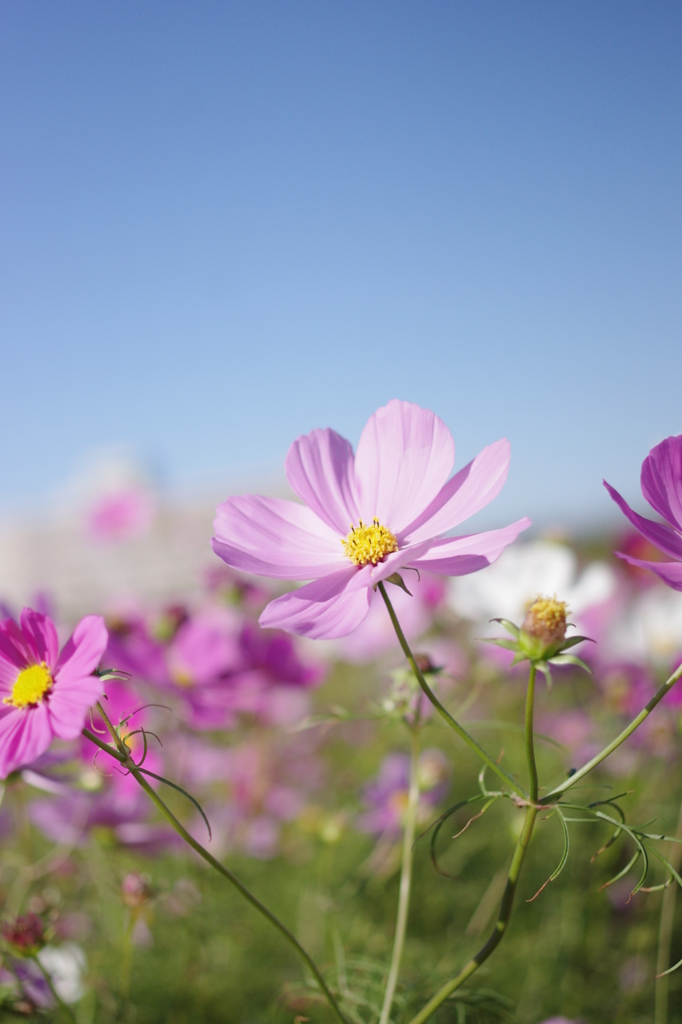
[414,653,437,675]
[121,873,152,909]
[520,595,569,660]
[1,913,45,956]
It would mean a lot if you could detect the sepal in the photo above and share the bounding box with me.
[490,618,520,638]
[548,653,592,675]
[479,637,519,652]
[384,572,412,596]
[561,635,594,650]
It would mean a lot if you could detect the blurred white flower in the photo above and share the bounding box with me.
[448,540,616,634]
[37,943,86,1004]
[606,586,682,665]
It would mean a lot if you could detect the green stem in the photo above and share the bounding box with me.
[83,713,347,1024]
[540,661,682,803]
[405,661,540,1024]
[654,794,682,1024]
[377,583,526,798]
[524,665,538,803]
[378,725,422,1024]
[407,805,538,1024]
[32,954,78,1024]
[120,912,134,1008]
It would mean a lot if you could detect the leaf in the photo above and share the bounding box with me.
[136,767,212,840]
[548,653,592,675]
[657,954,682,979]
[489,618,520,638]
[527,807,571,902]
[550,808,571,881]
[646,844,682,890]
[291,709,356,732]
[465,719,567,751]
[479,637,519,652]
[593,810,650,896]
[425,795,496,878]
[599,849,641,891]
[451,797,499,839]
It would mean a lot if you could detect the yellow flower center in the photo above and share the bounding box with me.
[170,666,194,688]
[4,662,53,708]
[342,518,398,566]
[527,595,568,633]
[522,595,569,646]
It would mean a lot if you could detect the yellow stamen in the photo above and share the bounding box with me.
[170,666,194,688]
[523,595,569,645]
[4,662,53,708]
[341,518,398,566]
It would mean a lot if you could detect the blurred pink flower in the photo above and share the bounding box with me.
[213,399,530,639]
[605,434,682,590]
[104,604,323,730]
[86,488,155,543]
[356,750,450,837]
[0,609,108,779]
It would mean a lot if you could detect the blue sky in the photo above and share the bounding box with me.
[1,2,680,528]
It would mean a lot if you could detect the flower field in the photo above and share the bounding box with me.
[3,405,682,1024]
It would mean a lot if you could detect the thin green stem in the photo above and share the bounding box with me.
[540,661,682,803]
[377,583,526,798]
[378,725,422,1024]
[84,712,347,1024]
[120,912,134,1008]
[405,661,540,1024]
[524,665,538,803]
[655,794,682,1024]
[32,954,78,1024]
[407,805,538,1024]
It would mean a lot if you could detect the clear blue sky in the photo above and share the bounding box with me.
[2,2,680,528]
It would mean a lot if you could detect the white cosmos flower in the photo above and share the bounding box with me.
[448,540,616,633]
[37,944,86,1004]
[606,586,682,665]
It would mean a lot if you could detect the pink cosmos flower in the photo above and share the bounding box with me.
[86,488,155,543]
[0,609,108,779]
[605,434,682,591]
[212,400,531,639]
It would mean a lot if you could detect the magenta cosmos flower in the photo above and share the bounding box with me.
[605,434,682,591]
[0,609,108,779]
[212,400,531,639]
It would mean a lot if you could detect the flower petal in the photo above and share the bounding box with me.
[285,428,359,533]
[55,616,109,681]
[0,652,20,693]
[409,519,532,576]
[212,496,347,579]
[615,553,682,592]
[19,609,60,669]
[603,481,682,560]
[48,674,106,741]
[640,435,682,531]
[0,618,35,674]
[368,540,438,585]
[354,400,455,532]
[259,567,373,639]
[0,704,52,779]
[402,439,511,543]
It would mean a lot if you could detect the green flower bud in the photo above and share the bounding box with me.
[519,595,569,661]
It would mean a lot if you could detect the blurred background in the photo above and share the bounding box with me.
[2,0,682,610]
[2,6,682,1024]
